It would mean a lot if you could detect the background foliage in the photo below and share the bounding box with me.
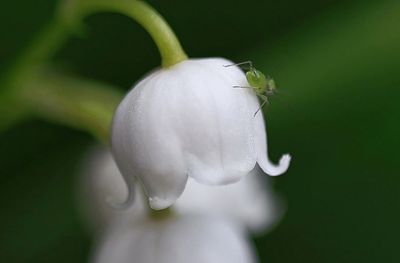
[0,0,399,262]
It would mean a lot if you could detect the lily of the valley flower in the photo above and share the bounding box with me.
[111,58,291,210]
[79,148,284,233]
[92,215,257,263]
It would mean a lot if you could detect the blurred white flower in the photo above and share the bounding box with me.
[78,148,148,232]
[78,148,283,234]
[92,215,258,263]
[177,171,284,233]
[111,57,291,210]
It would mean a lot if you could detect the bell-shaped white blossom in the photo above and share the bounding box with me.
[92,215,258,263]
[79,148,283,233]
[111,57,291,210]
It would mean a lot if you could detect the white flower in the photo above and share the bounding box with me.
[79,148,283,234]
[111,57,291,210]
[92,215,258,263]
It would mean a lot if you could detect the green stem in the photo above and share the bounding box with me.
[64,0,188,67]
[0,17,71,122]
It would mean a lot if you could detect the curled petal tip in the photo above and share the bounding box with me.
[272,154,291,176]
[259,153,291,177]
[280,154,292,165]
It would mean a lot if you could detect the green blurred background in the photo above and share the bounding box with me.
[1,0,399,262]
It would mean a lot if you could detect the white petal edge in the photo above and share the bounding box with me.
[258,153,292,176]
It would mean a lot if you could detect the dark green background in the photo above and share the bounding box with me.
[1,0,399,262]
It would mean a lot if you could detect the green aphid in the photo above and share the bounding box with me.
[224,61,276,116]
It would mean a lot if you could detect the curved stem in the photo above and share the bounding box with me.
[0,17,70,132]
[66,0,188,67]
[7,0,187,82]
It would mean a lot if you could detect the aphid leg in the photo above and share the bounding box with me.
[259,94,270,104]
[254,95,269,117]
[223,61,253,68]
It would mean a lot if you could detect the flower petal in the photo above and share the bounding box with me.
[111,73,188,210]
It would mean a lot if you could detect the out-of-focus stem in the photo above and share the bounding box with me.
[16,69,123,143]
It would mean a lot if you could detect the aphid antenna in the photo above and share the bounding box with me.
[223,61,254,69]
[233,85,251,89]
